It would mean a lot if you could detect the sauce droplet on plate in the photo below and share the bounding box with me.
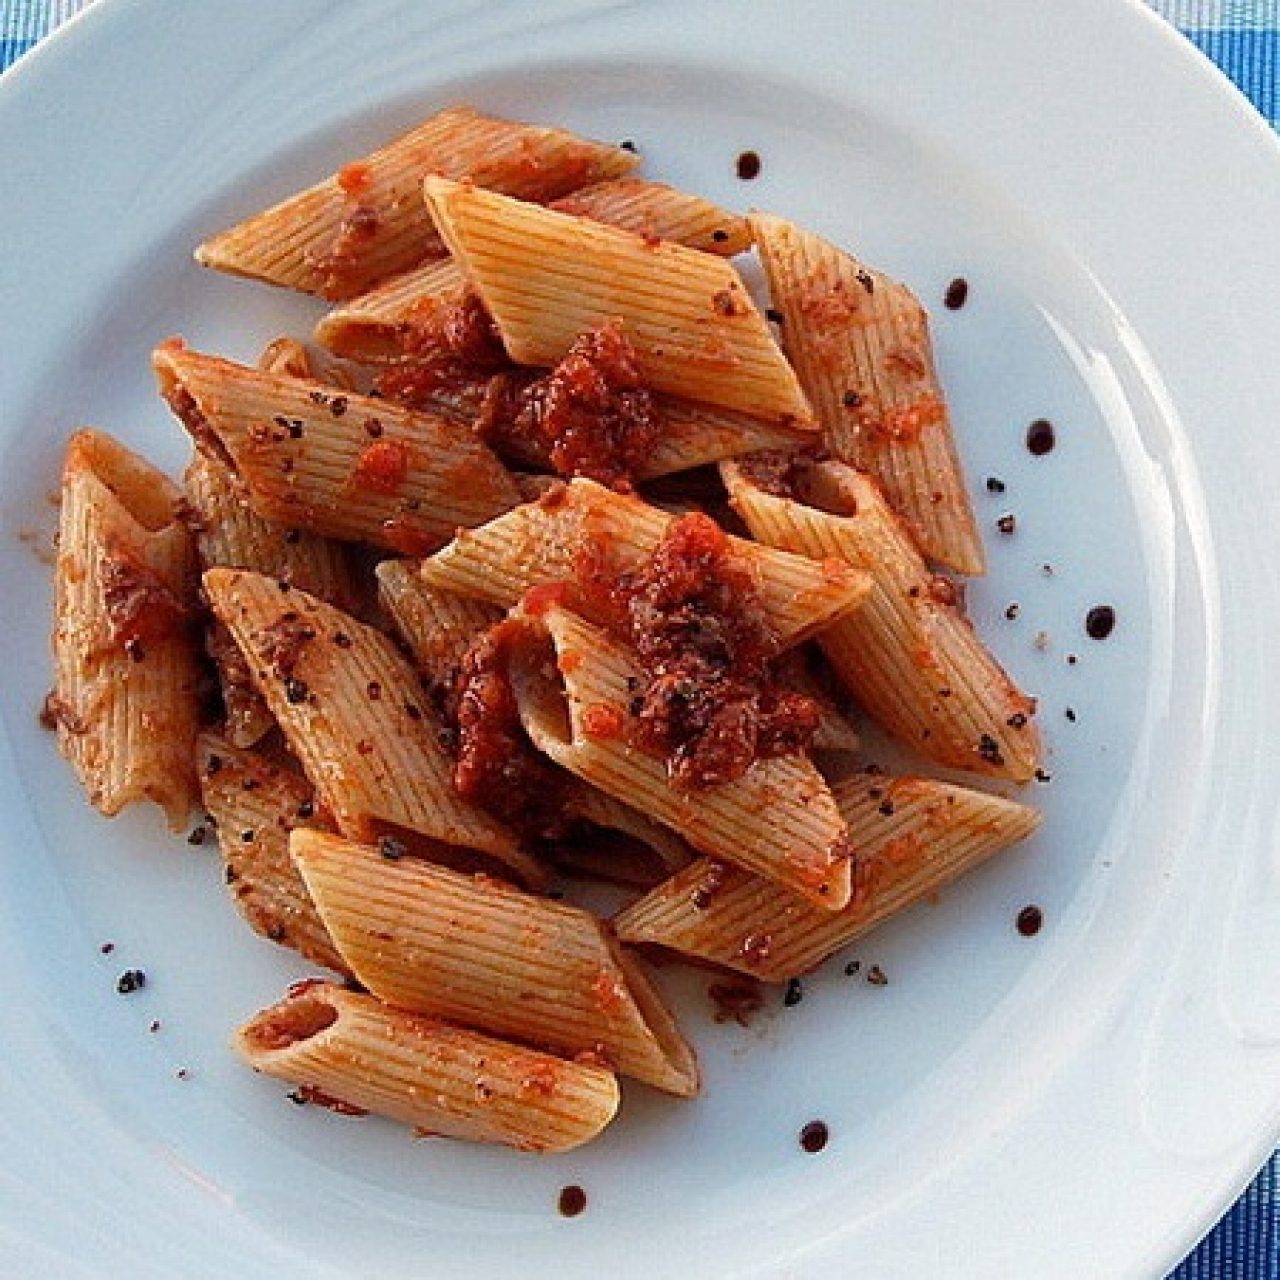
[558,1184,587,1217]
[1016,905,1044,937]
[799,1120,829,1153]
[735,150,761,180]
[1085,606,1116,640]
[943,277,969,310]
[1026,418,1056,455]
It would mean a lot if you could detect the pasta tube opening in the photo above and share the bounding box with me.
[241,986,339,1054]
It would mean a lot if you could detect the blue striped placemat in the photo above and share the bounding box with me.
[2,0,1278,1275]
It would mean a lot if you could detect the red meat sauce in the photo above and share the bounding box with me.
[99,540,188,654]
[375,291,661,491]
[448,618,566,836]
[581,511,819,789]
[448,511,819,822]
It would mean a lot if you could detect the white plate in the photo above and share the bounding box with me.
[2,1,1279,1275]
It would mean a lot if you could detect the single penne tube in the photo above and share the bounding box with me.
[614,772,1042,980]
[155,341,520,554]
[50,429,200,829]
[202,568,544,887]
[374,559,501,695]
[185,450,361,746]
[418,477,869,648]
[235,981,620,1152]
[423,177,813,427]
[549,177,752,256]
[723,460,1039,780]
[315,258,468,362]
[182,452,359,605]
[640,399,803,480]
[196,106,637,300]
[292,828,698,1096]
[197,733,349,976]
[750,212,984,573]
[506,605,852,910]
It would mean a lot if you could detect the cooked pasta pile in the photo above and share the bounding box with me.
[47,106,1042,1153]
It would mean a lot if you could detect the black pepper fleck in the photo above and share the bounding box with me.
[783,978,804,1008]
[378,835,406,861]
[996,514,1016,535]
[284,677,309,704]
[866,965,888,986]
[986,476,1007,494]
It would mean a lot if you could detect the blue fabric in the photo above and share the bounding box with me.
[2,0,1279,1274]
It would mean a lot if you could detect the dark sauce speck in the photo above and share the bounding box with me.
[799,1120,829,1154]
[1085,605,1116,640]
[1026,418,1056,456]
[116,969,146,994]
[943,277,969,310]
[558,1185,587,1217]
[735,150,761,180]
[1016,905,1044,937]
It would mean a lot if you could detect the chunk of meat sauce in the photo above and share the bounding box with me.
[506,320,661,491]
[449,618,564,834]
[99,540,187,651]
[377,294,660,491]
[580,512,819,789]
[375,290,512,414]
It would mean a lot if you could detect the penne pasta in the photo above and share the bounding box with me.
[750,212,984,573]
[202,568,544,886]
[423,177,814,427]
[374,559,501,699]
[155,341,521,554]
[723,459,1040,781]
[235,981,620,1152]
[375,563,692,883]
[418,477,869,648]
[197,733,349,976]
[549,177,752,255]
[315,258,468,363]
[553,782,694,884]
[196,106,637,300]
[506,604,852,909]
[614,772,1041,980]
[292,828,698,1096]
[316,178,752,364]
[184,450,360,746]
[50,430,200,829]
